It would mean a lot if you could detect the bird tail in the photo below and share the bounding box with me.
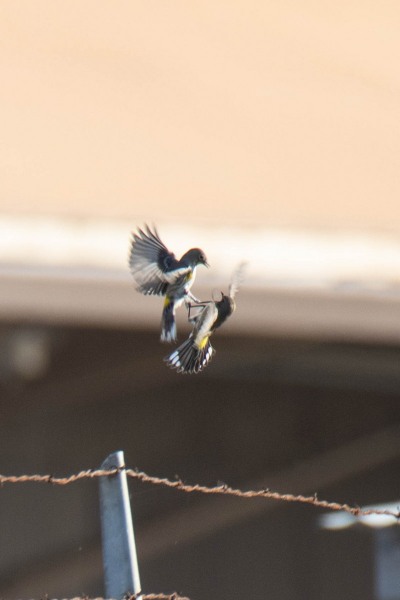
[161,297,177,342]
[165,335,215,374]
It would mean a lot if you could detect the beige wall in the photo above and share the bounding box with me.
[1,1,400,229]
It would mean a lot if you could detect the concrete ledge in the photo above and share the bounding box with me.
[2,265,400,343]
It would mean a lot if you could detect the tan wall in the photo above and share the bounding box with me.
[1,1,400,229]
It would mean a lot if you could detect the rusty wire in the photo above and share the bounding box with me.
[0,467,399,520]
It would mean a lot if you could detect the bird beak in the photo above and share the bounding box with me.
[204,260,210,268]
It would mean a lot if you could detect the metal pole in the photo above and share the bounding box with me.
[374,527,400,600]
[99,451,142,599]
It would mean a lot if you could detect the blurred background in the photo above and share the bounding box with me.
[1,2,400,599]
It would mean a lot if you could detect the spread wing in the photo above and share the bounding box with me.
[129,225,191,295]
[229,262,247,299]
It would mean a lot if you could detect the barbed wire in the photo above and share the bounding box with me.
[0,467,399,520]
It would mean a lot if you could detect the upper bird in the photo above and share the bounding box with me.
[164,262,246,374]
[129,225,209,342]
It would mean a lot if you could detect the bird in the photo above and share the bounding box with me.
[164,262,246,374]
[129,225,209,342]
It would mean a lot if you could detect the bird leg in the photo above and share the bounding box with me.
[186,291,202,303]
[186,299,213,323]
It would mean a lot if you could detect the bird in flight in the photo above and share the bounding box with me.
[164,262,246,373]
[129,225,209,342]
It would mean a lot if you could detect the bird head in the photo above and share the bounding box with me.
[216,292,236,315]
[182,248,209,268]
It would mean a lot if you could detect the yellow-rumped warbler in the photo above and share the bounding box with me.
[129,225,209,342]
[164,263,246,374]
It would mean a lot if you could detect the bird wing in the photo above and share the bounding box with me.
[229,261,247,299]
[129,225,191,294]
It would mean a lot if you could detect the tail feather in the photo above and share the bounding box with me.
[161,299,177,342]
[165,336,215,374]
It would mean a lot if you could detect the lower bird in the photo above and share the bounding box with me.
[129,225,209,342]
[165,263,246,374]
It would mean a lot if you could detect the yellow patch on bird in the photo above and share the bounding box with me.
[164,296,171,307]
[198,336,209,350]
[185,272,193,282]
